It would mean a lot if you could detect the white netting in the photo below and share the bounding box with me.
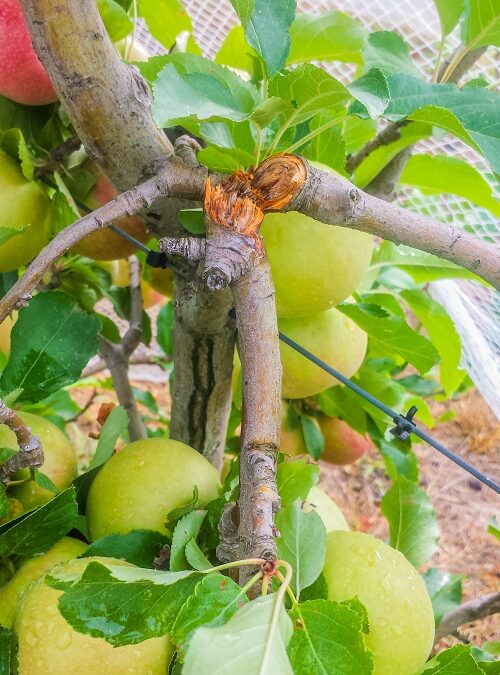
[136,0,500,418]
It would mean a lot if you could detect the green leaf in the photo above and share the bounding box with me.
[347,68,390,119]
[197,146,255,172]
[215,26,261,78]
[400,153,500,218]
[185,538,212,571]
[401,289,464,395]
[276,457,320,508]
[88,405,129,470]
[370,241,483,284]
[251,97,294,128]
[83,530,169,568]
[172,573,248,650]
[32,469,58,493]
[343,116,377,154]
[54,562,200,646]
[461,0,500,49]
[422,568,463,626]
[381,476,440,568]
[0,447,16,465]
[97,0,133,41]
[269,64,350,126]
[139,0,193,50]
[487,516,500,541]
[362,30,419,77]
[275,500,326,598]
[232,0,296,77]
[288,11,365,64]
[183,594,294,675]
[288,599,373,675]
[419,644,487,674]
[433,0,465,36]
[381,76,500,174]
[0,226,28,248]
[0,627,12,675]
[152,54,259,127]
[0,292,101,404]
[316,387,368,435]
[0,483,8,520]
[299,572,329,602]
[301,114,347,175]
[170,510,207,571]
[156,300,174,356]
[0,127,34,180]
[300,415,324,460]
[338,302,440,374]
[179,209,205,235]
[0,488,79,557]
[370,422,419,482]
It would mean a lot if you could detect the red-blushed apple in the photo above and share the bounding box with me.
[0,0,57,105]
[0,412,78,510]
[279,307,367,399]
[72,163,150,261]
[0,150,51,272]
[324,531,435,675]
[86,438,221,540]
[13,557,173,674]
[0,536,86,628]
[319,416,373,465]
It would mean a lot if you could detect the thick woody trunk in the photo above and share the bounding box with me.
[21,0,236,458]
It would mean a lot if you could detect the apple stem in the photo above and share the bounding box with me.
[0,402,44,483]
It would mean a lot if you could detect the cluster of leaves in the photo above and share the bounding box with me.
[0,0,498,672]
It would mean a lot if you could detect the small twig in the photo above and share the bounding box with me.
[434,592,500,643]
[82,354,164,378]
[99,256,147,440]
[346,121,408,174]
[0,401,44,484]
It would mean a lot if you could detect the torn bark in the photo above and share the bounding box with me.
[99,256,147,441]
[434,592,500,643]
[0,402,43,484]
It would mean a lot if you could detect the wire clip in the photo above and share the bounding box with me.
[390,405,418,441]
[145,250,170,269]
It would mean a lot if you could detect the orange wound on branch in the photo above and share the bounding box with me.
[204,153,307,248]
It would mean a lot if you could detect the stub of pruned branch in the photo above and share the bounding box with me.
[161,154,307,588]
[0,401,44,483]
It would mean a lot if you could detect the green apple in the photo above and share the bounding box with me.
[0,536,86,628]
[324,531,434,675]
[261,165,373,318]
[14,556,172,674]
[279,307,367,399]
[0,150,51,272]
[86,438,221,540]
[0,412,78,511]
[319,416,373,465]
[304,486,349,532]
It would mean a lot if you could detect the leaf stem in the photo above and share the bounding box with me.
[276,569,299,609]
[259,560,293,673]
[432,37,446,83]
[440,46,467,83]
[201,557,266,576]
[283,115,344,155]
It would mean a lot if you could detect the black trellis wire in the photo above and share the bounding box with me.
[42,177,500,496]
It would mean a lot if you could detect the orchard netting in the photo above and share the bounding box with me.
[135,0,500,419]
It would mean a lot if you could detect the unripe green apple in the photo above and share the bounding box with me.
[147,267,174,299]
[304,486,349,532]
[0,536,86,628]
[0,412,78,510]
[0,497,23,524]
[0,151,51,272]
[319,416,373,465]
[261,164,372,318]
[72,163,149,261]
[13,556,172,674]
[0,0,57,105]
[324,531,434,675]
[86,438,221,540]
[279,307,367,399]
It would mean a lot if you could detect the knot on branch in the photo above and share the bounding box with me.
[0,401,44,484]
[251,153,307,210]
